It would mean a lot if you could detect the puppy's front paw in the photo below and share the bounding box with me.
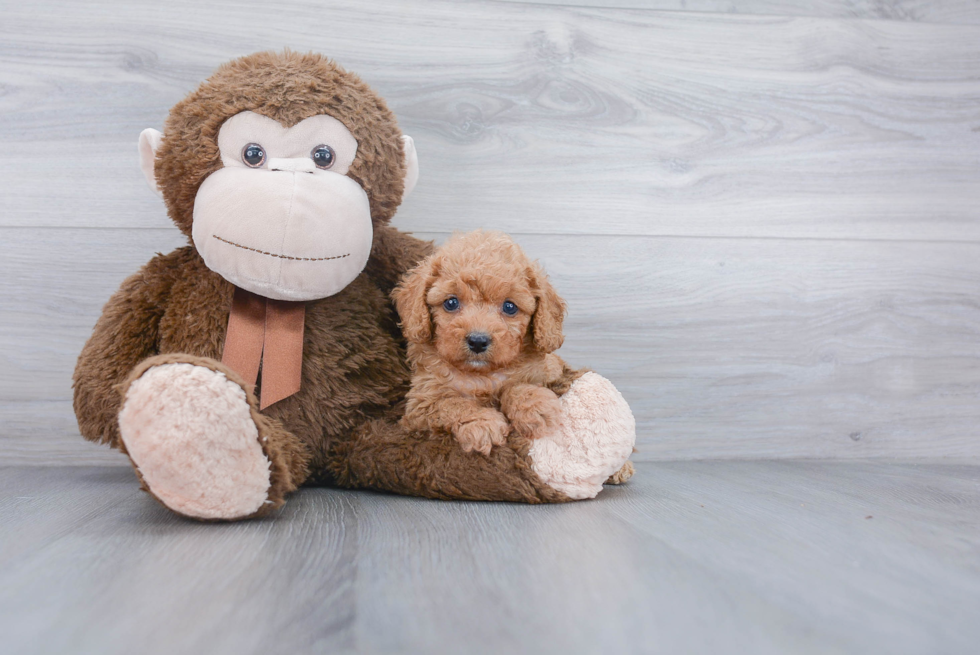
[454,409,510,456]
[506,387,561,439]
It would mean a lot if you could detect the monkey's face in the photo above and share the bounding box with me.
[191,111,372,301]
[139,51,419,302]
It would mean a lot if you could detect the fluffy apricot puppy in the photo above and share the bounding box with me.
[394,231,569,455]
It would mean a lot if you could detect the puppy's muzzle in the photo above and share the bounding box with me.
[466,332,491,354]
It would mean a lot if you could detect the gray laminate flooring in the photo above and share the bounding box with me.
[1,461,978,654]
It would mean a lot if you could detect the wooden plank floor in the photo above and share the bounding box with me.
[1,461,978,654]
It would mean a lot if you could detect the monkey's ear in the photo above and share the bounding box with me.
[392,254,438,344]
[401,135,419,200]
[529,262,567,354]
[138,128,163,198]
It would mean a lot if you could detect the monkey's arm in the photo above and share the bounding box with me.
[72,249,187,447]
[363,225,434,296]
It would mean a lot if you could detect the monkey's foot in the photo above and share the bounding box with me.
[528,372,636,500]
[118,361,272,520]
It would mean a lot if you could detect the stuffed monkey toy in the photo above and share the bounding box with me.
[72,51,635,520]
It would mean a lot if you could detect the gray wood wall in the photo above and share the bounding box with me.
[2,0,979,465]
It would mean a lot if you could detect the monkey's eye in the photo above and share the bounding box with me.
[241,143,266,168]
[502,300,519,316]
[443,297,459,312]
[311,144,335,169]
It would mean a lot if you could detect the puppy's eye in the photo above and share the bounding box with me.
[502,300,518,315]
[443,297,459,312]
[242,143,266,168]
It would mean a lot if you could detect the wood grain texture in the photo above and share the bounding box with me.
[1,402,130,466]
[2,0,979,463]
[4,229,979,462]
[494,0,980,25]
[1,0,979,240]
[1,462,978,654]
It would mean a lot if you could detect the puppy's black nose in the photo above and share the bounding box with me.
[466,333,491,354]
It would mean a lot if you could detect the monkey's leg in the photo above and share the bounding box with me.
[331,372,635,503]
[331,419,569,503]
[117,354,309,520]
[529,371,636,499]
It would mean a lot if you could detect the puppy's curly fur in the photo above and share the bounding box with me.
[393,231,569,455]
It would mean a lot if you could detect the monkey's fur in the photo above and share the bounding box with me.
[73,51,600,518]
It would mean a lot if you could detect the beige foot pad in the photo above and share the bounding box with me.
[529,372,636,500]
[118,363,271,519]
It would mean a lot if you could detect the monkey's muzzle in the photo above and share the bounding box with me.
[192,167,373,301]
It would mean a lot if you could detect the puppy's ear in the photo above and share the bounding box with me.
[528,262,566,353]
[393,255,439,343]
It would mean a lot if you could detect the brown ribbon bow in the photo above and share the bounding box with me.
[222,287,306,410]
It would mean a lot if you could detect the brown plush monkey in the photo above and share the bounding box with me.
[72,51,635,520]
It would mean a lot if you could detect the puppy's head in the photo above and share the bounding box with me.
[393,230,566,372]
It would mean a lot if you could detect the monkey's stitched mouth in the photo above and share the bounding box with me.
[212,235,351,262]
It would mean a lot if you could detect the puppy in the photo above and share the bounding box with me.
[393,230,569,456]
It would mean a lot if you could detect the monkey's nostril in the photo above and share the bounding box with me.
[267,157,317,174]
[466,333,491,354]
